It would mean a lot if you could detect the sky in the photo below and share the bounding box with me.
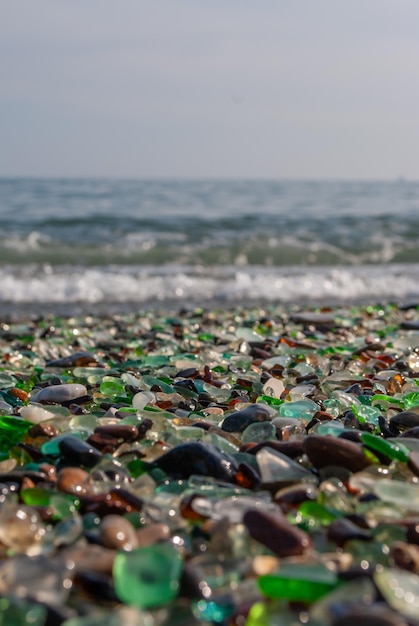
[1,0,419,179]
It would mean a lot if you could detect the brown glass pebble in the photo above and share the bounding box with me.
[243,508,311,557]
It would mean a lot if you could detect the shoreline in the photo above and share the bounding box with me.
[1,301,419,623]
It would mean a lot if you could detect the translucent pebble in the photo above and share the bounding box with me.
[212,495,277,524]
[20,404,57,424]
[262,377,284,399]
[256,447,315,485]
[374,567,419,619]
[0,503,48,555]
[352,404,381,426]
[0,400,12,415]
[287,384,316,401]
[315,421,346,436]
[373,479,419,512]
[241,421,276,444]
[0,554,74,605]
[261,355,291,369]
[278,399,319,421]
[258,563,337,602]
[235,327,262,342]
[113,543,183,609]
[99,378,125,396]
[132,391,155,410]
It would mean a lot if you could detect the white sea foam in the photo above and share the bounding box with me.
[1,264,419,306]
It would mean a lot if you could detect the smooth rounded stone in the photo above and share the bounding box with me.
[62,543,116,574]
[136,523,171,547]
[57,467,93,496]
[243,508,311,557]
[153,441,239,482]
[221,405,276,434]
[400,425,419,439]
[331,606,409,626]
[408,451,419,477]
[20,404,58,424]
[45,351,97,368]
[390,541,419,574]
[274,483,319,511]
[390,410,419,434]
[0,503,47,555]
[113,543,183,609]
[99,515,139,551]
[58,435,103,467]
[406,521,419,545]
[303,435,371,472]
[31,383,88,404]
[244,440,304,459]
[94,424,139,442]
[327,517,372,547]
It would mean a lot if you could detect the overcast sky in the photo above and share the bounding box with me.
[1,0,419,179]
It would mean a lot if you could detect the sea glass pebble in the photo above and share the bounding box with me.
[113,543,183,609]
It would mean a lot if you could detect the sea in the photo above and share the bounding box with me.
[1,178,419,313]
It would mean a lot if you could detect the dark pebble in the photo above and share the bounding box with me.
[46,351,97,368]
[221,403,276,433]
[58,436,103,468]
[327,517,372,546]
[303,435,370,472]
[331,606,409,626]
[153,441,239,482]
[243,508,311,557]
[389,411,419,434]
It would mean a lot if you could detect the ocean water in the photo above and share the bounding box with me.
[1,178,419,310]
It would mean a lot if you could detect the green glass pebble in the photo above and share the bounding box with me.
[73,367,111,380]
[255,394,283,407]
[40,431,86,456]
[351,404,381,427]
[278,399,319,421]
[99,378,125,396]
[245,602,269,626]
[403,391,419,409]
[0,596,47,626]
[258,563,338,603]
[0,416,33,453]
[141,376,174,394]
[113,543,183,609]
[371,394,404,409]
[298,501,342,525]
[361,432,410,463]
